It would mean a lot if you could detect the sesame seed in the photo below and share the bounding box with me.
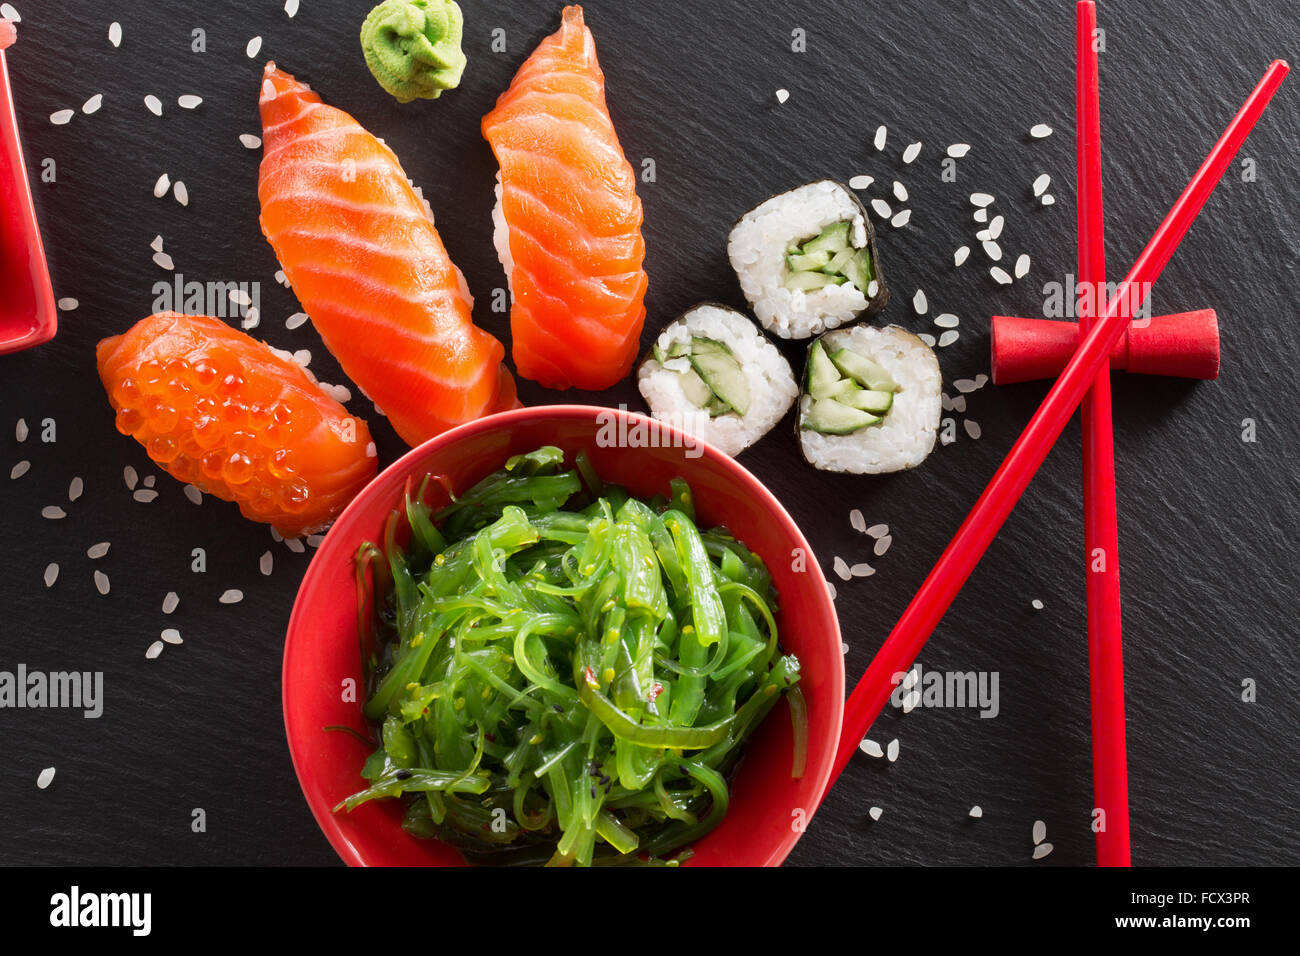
[873,125,887,151]
[246,35,263,58]
[1032,173,1051,196]
[10,460,29,479]
[259,551,274,576]
[859,739,883,757]
[145,641,164,659]
[1030,124,1053,138]
[239,133,262,149]
[43,563,58,588]
[849,508,866,533]
[874,535,892,557]
[218,589,244,604]
[82,93,103,114]
[41,506,66,520]
[163,591,180,614]
[37,767,55,790]
[871,198,892,219]
[848,175,873,190]
[86,542,110,559]
[161,628,183,645]
[109,22,122,47]
[94,570,110,595]
[954,246,970,267]
[50,109,74,126]
[947,143,971,158]
[177,94,203,109]
[934,313,959,328]
[144,94,162,116]
[902,142,921,163]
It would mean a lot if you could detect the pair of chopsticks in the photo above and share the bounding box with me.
[825,8,1288,861]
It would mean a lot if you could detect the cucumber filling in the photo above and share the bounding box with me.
[783,220,877,297]
[655,336,751,417]
[802,339,899,434]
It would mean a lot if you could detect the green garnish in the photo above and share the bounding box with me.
[360,0,467,103]
[784,220,877,296]
[341,447,804,866]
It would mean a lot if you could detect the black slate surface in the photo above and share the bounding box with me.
[1,0,1297,866]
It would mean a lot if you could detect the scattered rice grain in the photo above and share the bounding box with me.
[953,245,969,266]
[218,589,244,604]
[953,379,977,393]
[970,192,994,207]
[43,563,58,587]
[969,806,983,819]
[144,94,162,116]
[890,209,911,228]
[145,640,164,659]
[982,240,1002,261]
[41,506,66,519]
[934,313,959,328]
[902,142,921,163]
[1031,599,1044,610]
[1032,820,1047,844]
[947,143,971,158]
[153,251,175,271]
[849,508,866,533]
[866,523,888,538]
[988,215,1004,240]
[246,35,263,58]
[184,485,202,505]
[1030,124,1053,138]
[1041,194,1056,206]
[285,537,306,553]
[847,174,873,190]
[163,591,180,614]
[239,133,262,149]
[774,88,789,104]
[124,465,138,489]
[161,628,183,645]
[912,289,927,314]
[859,739,883,758]
[870,198,891,219]
[94,570,110,595]
[874,535,892,557]
[1032,173,1051,196]
[241,308,260,330]
[10,460,29,479]
[1033,842,1054,860]
[154,173,172,199]
[938,330,959,348]
[886,739,899,762]
[109,22,122,47]
[259,550,274,576]
[173,180,189,206]
[989,266,1012,285]
[86,541,110,559]
[50,109,74,126]
[285,311,309,330]
[917,333,936,347]
[16,418,29,441]
[37,767,55,790]
[964,420,982,439]
[892,180,908,202]
[285,0,300,16]
[177,94,203,109]
[58,297,79,311]
[873,124,887,151]
[133,488,159,503]
[849,562,874,577]
[82,94,103,114]
[832,556,851,581]
[1015,253,1031,279]
[868,806,883,821]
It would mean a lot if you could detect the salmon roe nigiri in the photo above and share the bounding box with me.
[97,312,378,538]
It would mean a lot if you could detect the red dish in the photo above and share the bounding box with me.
[1,24,57,355]
[283,405,844,866]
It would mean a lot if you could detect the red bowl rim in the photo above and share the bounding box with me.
[283,403,844,866]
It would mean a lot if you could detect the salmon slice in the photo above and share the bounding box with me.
[97,312,378,538]
[258,62,519,447]
[482,5,648,391]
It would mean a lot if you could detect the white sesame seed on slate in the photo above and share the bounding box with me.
[285,0,300,17]
[133,489,159,503]
[939,419,956,445]
[57,297,79,311]
[934,313,959,328]
[177,94,203,109]
[886,739,900,762]
[109,22,122,47]
[87,541,110,559]
[82,94,103,115]
[246,35,263,58]
[902,142,921,163]
[163,591,180,614]
[870,198,892,219]
[306,534,325,548]
[938,330,959,347]
[866,523,888,538]
[849,562,875,577]
[153,251,175,271]
[951,395,967,413]
[184,485,203,505]
[1033,173,1051,197]
[832,556,852,581]
[259,550,274,576]
[218,589,244,604]
[123,465,138,490]
[849,508,866,533]
[964,420,982,439]
[954,245,970,267]
[1030,124,1053,138]
[874,535,893,557]
[285,537,306,554]
[848,175,874,191]
[1015,253,1031,279]
[970,192,994,207]
[285,311,309,330]
[173,181,189,206]
[868,806,884,821]
[953,379,977,393]
[990,266,1013,285]
[988,215,1004,240]
[241,308,260,330]
[10,460,29,479]
[145,640,164,659]
[161,628,183,645]
[1032,820,1047,844]
[890,209,911,228]
[50,109,74,126]
[239,133,262,150]
[42,506,66,519]
[917,332,936,347]
[37,767,55,790]
[974,208,988,223]
[947,143,971,158]
[1033,842,1054,860]
[774,88,789,104]
[1041,194,1056,206]
[292,349,312,368]
[859,739,883,758]
[94,570,110,595]
[144,94,162,116]
[873,125,887,151]
[1032,599,1044,610]
[893,180,908,202]
[43,563,59,587]
[912,289,928,314]
[969,805,983,819]
[982,240,1002,261]
[16,418,28,441]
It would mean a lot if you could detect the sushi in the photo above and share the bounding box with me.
[637,303,798,457]
[798,325,941,474]
[97,312,378,537]
[257,62,519,448]
[728,180,889,339]
[481,5,648,391]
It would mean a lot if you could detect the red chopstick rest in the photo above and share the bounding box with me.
[991,310,1219,385]
[1,19,59,356]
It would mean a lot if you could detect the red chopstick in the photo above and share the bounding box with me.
[1076,1,1130,867]
[830,58,1289,784]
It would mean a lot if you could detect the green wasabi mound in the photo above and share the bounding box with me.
[360,0,466,103]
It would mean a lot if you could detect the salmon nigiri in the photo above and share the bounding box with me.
[482,5,648,391]
[98,313,377,538]
[258,62,519,447]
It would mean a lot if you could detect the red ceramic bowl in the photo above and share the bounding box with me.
[283,405,844,866]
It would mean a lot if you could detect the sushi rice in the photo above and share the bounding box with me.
[799,325,942,474]
[638,304,798,457]
[728,180,888,339]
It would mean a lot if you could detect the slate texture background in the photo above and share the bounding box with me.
[1,0,1296,866]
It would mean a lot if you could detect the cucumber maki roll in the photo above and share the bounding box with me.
[798,325,941,473]
[637,303,798,457]
[727,180,889,339]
